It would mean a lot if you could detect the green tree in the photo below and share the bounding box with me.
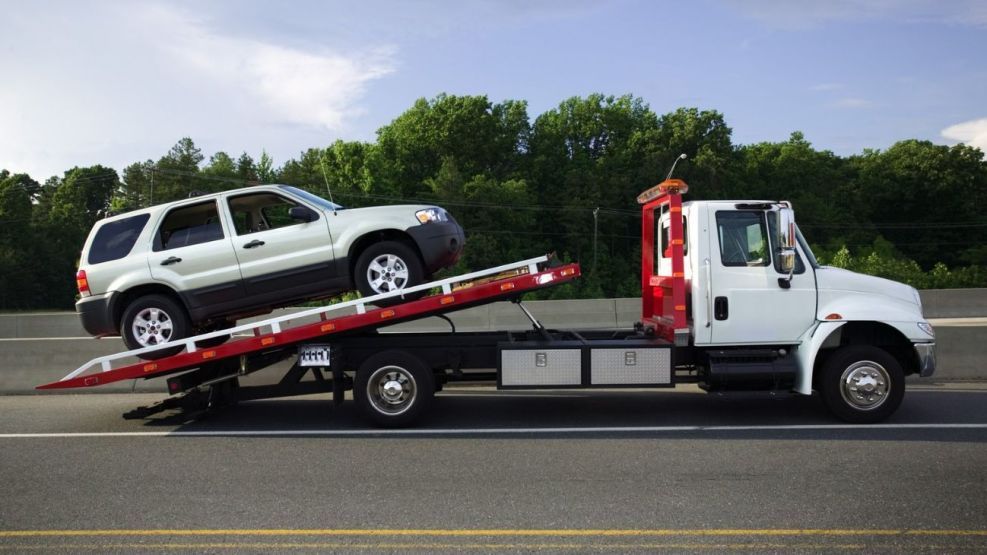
[258,150,275,183]
[0,173,38,308]
[152,137,205,202]
[848,140,987,268]
[374,94,530,197]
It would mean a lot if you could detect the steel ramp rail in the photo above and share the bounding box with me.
[37,257,581,390]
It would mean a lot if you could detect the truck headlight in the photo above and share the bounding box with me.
[917,321,935,337]
[416,208,448,224]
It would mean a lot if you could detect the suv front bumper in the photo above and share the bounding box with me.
[406,221,465,272]
[914,342,936,377]
[76,293,118,337]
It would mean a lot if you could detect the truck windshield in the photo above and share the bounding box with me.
[796,226,820,269]
[278,185,344,211]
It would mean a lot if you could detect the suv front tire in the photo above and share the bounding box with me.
[354,241,426,305]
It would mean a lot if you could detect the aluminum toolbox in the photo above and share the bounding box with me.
[498,339,672,389]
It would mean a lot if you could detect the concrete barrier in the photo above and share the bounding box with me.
[1,289,984,392]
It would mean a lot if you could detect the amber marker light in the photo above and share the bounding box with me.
[636,179,689,204]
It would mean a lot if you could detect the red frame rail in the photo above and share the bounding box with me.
[38,263,581,390]
[639,179,688,345]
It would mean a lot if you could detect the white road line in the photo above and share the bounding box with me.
[0,337,95,341]
[1,423,987,438]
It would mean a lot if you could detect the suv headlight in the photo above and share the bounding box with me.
[416,208,448,224]
[917,321,934,337]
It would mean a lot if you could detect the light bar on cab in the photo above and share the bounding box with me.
[637,179,689,204]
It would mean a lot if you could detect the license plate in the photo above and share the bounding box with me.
[298,344,331,367]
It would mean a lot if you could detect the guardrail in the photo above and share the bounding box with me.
[1,290,985,392]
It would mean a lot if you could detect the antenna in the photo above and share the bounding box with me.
[318,152,338,215]
[665,153,688,181]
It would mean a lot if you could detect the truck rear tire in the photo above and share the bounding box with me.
[354,350,434,427]
[819,346,904,423]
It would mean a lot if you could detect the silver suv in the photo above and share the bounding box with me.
[75,185,464,357]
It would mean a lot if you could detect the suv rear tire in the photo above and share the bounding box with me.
[354,241,426,305]
[121,294,191,360]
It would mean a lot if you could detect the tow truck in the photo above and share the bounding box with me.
[39,178,937,426]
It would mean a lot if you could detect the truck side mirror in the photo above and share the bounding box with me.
[777,207,797,287]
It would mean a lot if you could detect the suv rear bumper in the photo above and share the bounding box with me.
[406,221,465,272]
[76,293,118,336]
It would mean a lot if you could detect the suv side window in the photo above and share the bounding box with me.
[227,192,310,235]
[715,211,770,267]
[88,213,151,264]
[153,201,224,252]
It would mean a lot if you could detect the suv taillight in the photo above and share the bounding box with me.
[76,270,91,297]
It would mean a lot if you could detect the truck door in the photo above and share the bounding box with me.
[706,208,816,344]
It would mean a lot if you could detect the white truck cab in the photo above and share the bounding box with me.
[647,183,935,421]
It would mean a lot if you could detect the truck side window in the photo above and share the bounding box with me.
[228,192,311,235]
[154,201,224,252]
[659,218,688,259]
[715,211,769,267]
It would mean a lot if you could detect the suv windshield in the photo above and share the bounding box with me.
[279,185,344,211]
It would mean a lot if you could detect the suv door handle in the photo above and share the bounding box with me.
[714,296,728,320]
[160,256,182,266]
[243,240,266,249]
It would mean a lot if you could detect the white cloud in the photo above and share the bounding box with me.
[146,5,393,131]
[725,0,987,29]
[0,3,395,180]
[810,83,844,92]
[941,118,987,155]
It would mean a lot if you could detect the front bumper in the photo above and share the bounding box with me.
[914,342,936,377]
[76,293,118,337]
[406,221,465,272]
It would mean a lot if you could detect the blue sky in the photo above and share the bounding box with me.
[2,0,985,180]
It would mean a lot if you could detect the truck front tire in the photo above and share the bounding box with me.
[820,346,904,423]
[354,350,434,427]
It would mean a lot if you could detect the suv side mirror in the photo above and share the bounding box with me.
[289,206,316,222]
[777,207,797,287]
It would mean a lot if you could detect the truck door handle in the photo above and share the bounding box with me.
[160,256,182,266]
[714,296,728,320]
[243,239,265,249]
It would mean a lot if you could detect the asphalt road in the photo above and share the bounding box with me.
[1,384,987,553]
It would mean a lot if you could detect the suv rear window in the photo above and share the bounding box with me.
[87,214,151,264]
[154,201,224,251]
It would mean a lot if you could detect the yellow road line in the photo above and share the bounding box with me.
[1,529,986,538]
[0,542,874,551]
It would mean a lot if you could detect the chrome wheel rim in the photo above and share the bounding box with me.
[367,365,417,415]
[840,360,891,410]
[367,254,410,294]
[131,307,175,347]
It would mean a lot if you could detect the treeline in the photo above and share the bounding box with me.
[1,93,986,310]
